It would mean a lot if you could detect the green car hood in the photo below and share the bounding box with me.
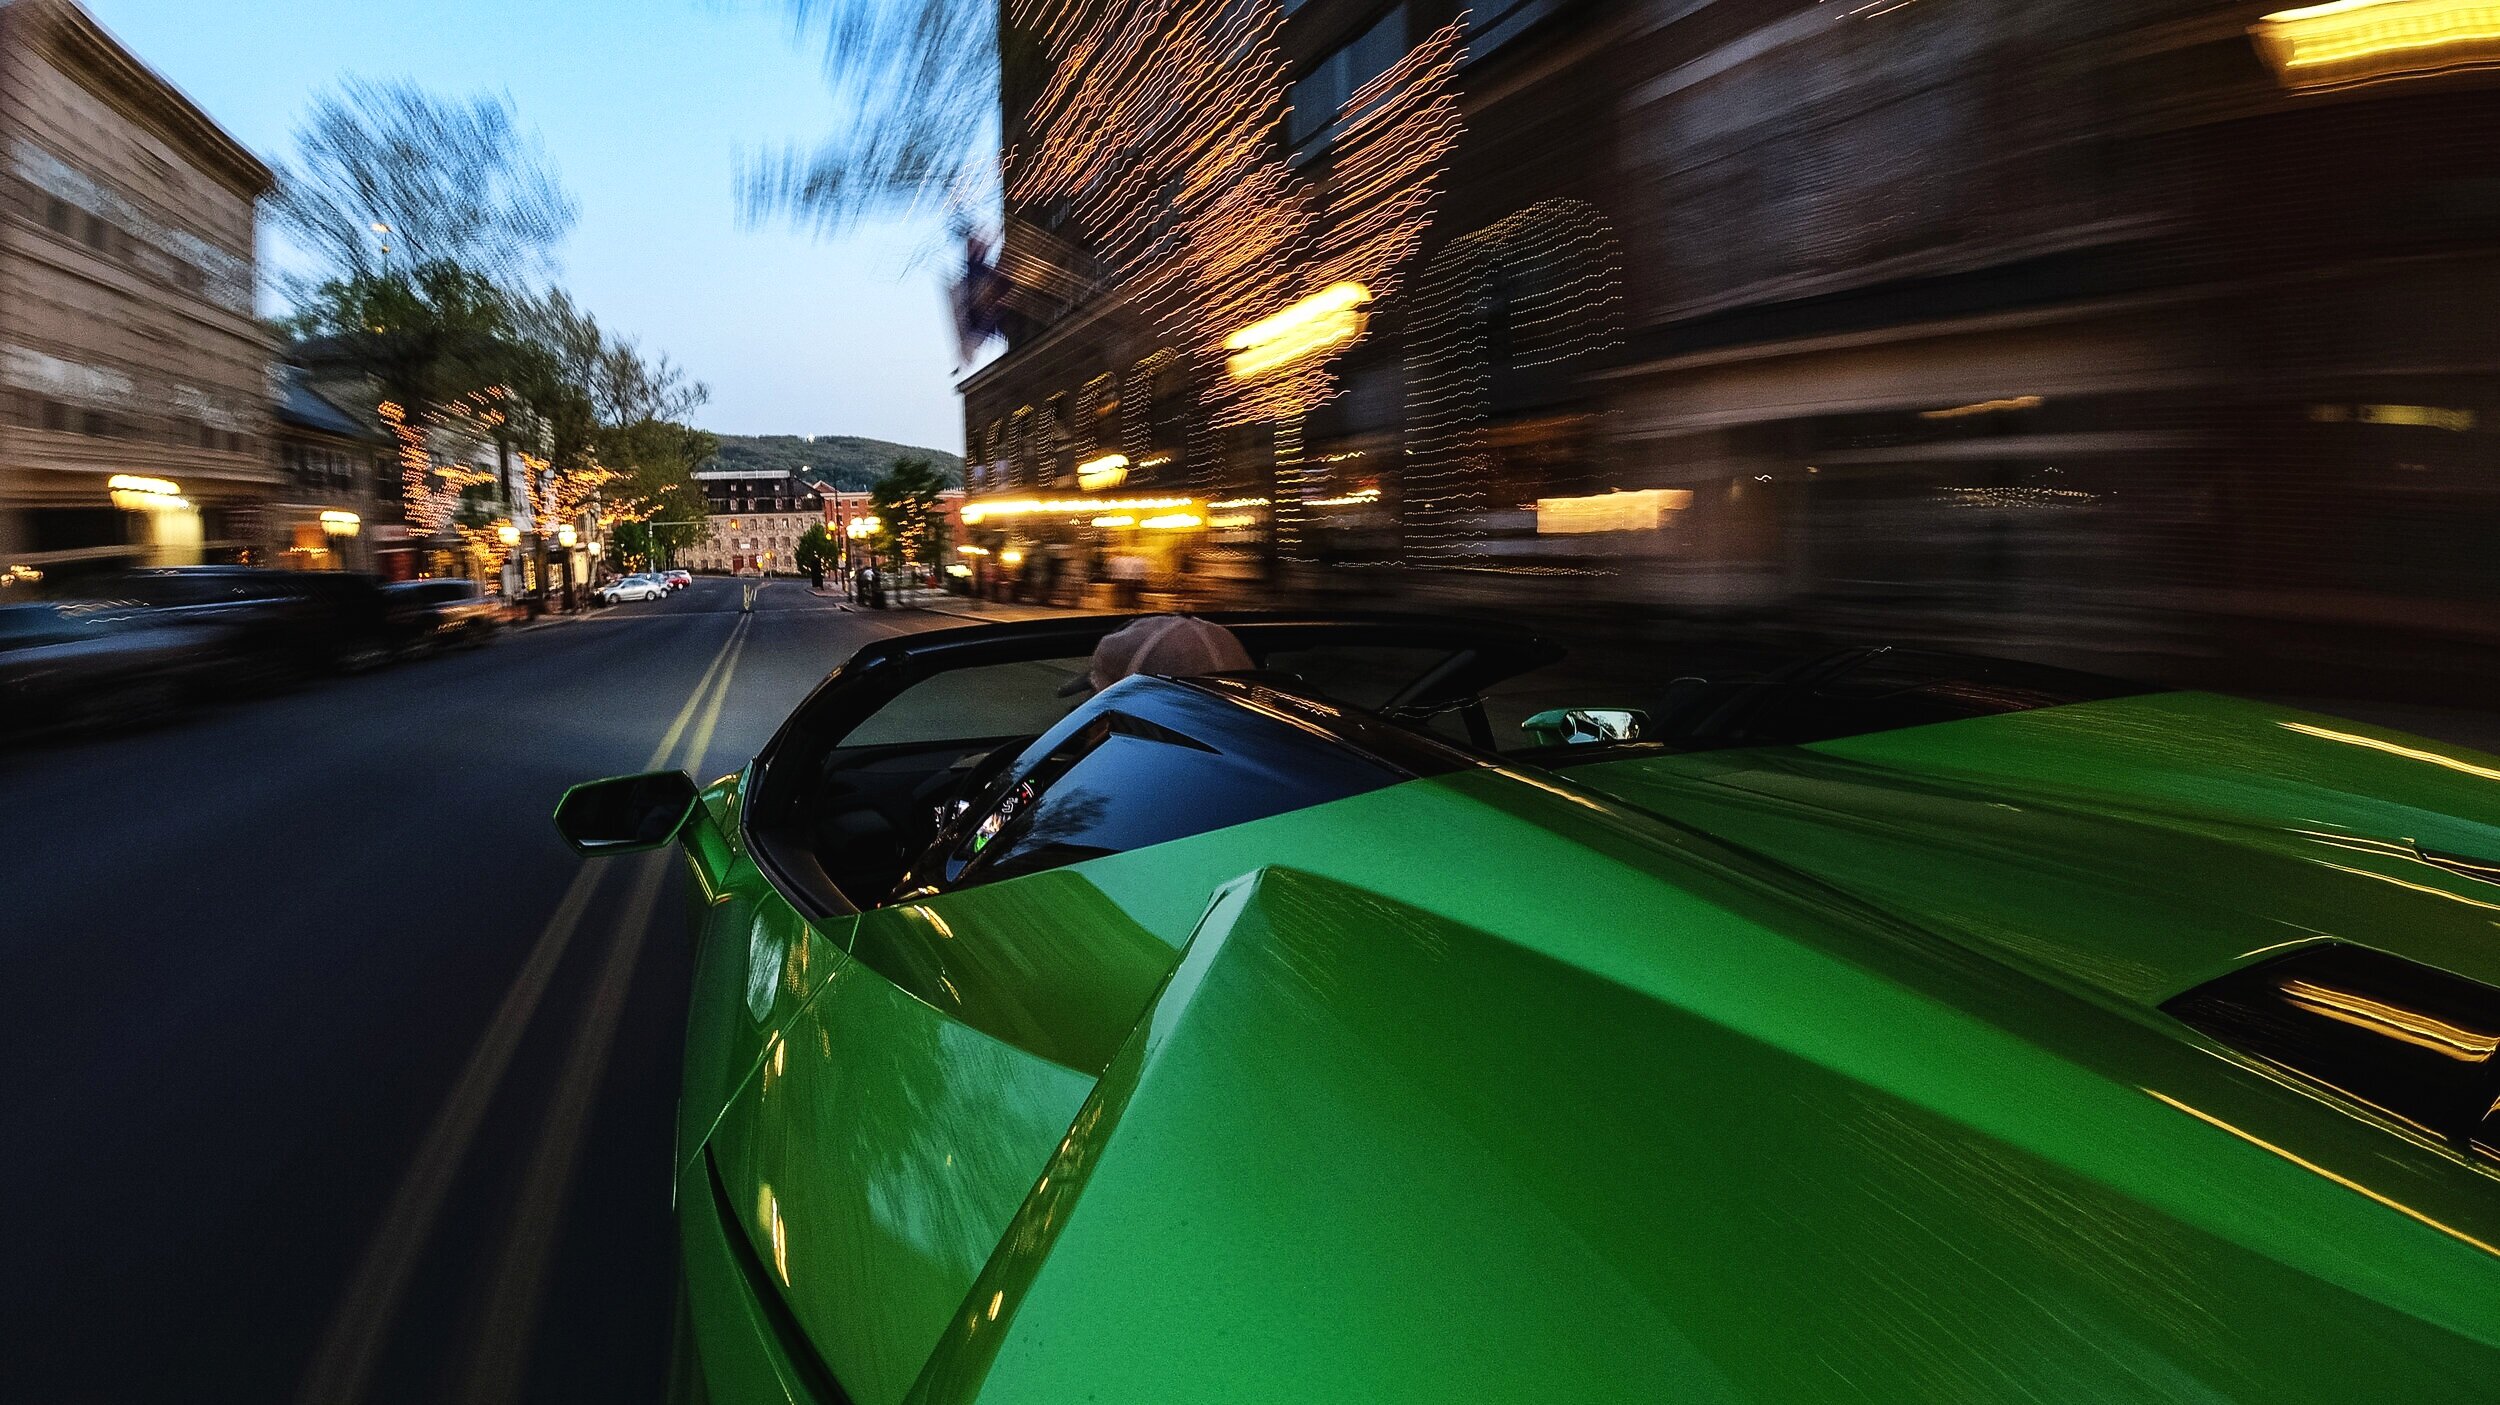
[712,691,2500,1403]
[917,857,2500,1404]
[1556,690,2500,1006]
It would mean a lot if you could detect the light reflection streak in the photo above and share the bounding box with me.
[2277,979,2500,1059]
[2146,1090,2500,1259]
[2280,720,2500,784]
[2309,859,2500,916]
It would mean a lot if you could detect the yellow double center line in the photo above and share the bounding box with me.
[297,613,753,1405]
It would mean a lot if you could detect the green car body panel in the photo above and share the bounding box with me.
[630,686,2500,1403]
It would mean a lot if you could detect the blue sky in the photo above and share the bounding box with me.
[84,0,967,451]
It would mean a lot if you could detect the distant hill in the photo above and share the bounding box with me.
[702,434,964,492]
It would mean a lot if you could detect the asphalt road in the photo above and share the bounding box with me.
[0,577,932,1405]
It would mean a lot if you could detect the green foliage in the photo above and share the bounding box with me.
[706,434,961,493]
[871,456,952,568]
[285,260,526,411]
[609,515,699,572]
[795,523,839,578]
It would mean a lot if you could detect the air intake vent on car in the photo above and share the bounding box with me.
[2163,943,2500,1160]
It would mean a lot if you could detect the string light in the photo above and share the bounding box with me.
[961,494,1197,524]
[1403,199,1625,568]
[1005,3,1466,510]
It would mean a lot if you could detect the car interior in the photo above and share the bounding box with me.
[739,617,2152,918]
[740,617,1563,915]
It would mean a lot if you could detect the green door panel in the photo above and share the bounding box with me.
[677,1155,820,1405]
[708,950,1096,1405]
[678,786,858,1185]
[924,866,2500,1405]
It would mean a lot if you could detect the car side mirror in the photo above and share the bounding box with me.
[1519,707,1650,747]
[554,770,700,855]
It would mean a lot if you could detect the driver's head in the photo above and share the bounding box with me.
[1060,614,1254,697]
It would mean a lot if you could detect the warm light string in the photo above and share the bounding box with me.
[1121,349,1177,477]
[1402,199,1624,568]
[1004,2,1467,510]
[379,383,613,581]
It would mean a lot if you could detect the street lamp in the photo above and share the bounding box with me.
[845,515,884,607]
[557,524,578,548]
[495,523,522,547]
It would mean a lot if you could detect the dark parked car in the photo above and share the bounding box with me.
[382,578,503,653]
[81,567,396,683]
[0,602,231,735]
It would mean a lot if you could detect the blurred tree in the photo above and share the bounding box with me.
[795,523,838,585]
[505,291,712,558]
[599,419,717,571]
[269,78,576,292]
[870,456,952,589]
[741,0,1008,238]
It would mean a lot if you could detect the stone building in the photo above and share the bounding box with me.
[680,467,823,574]
[0,0,273,585]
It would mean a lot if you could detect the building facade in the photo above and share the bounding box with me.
[268,365,386,574]
[0,0,272,586]
[966,0,2500,674]
[681,467,823,574]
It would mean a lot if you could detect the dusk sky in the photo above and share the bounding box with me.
[82,0,970,453]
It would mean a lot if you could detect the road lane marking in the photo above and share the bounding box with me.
[680,618,752,782]
[646,615,749,773]
[454,851,674,1405]
[453,615,752,1400]
[293,611,748,1405]
[290,862,608,1405]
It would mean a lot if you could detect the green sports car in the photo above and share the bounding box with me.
[556,614,2500,1403]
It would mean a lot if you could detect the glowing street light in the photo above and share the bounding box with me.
[1226,282,1372,381]
[496,523,522,547]
[109,475,189,512]
[557,524,579,548]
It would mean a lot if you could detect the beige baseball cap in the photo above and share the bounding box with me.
[1060,614,1256,696]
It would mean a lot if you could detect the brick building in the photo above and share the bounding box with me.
[0,0,273,584]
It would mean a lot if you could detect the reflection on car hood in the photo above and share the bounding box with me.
[1561,690,2500,1005]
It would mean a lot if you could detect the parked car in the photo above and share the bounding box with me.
[662,569,692,592]
[77,567,329,689]
[559,615,2500,1404]
[286,571,398,671]
[599,574,667,604]
[382,578,503,653]
[0,601,230,736]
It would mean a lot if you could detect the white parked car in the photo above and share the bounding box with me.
[600,574,667,603]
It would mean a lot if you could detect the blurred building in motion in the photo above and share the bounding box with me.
[965,0,2500,683]
[268,365,386,574]
[0,0,273,586]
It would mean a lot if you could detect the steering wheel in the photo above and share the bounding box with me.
[908,738,1028,836]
